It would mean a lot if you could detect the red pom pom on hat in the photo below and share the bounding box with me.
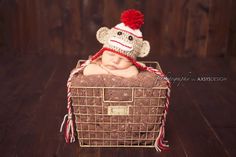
[121,9,144,30]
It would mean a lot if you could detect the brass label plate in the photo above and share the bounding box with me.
[108,106,129,115]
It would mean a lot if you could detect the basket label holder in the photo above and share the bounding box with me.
[108,106,129,115]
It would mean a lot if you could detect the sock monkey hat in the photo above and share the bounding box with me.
[96,9,150,61]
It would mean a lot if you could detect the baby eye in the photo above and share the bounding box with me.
[120,57,129,62]
[117,31,122,35]
[107,52,115,56]
[123,59,130,63]
[128,36,133,41]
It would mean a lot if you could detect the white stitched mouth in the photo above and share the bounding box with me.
[108,37,133,51]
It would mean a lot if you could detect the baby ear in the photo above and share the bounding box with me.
[138,40,150,57]
[96,27,110,44]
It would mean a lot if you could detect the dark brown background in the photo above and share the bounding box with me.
[0,0,236,58]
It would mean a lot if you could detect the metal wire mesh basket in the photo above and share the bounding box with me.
[70,61,168,148]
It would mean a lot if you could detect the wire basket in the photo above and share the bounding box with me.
[70,61,168,148]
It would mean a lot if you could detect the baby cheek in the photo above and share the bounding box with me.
[119,60,132,69]
[102,56,110,65]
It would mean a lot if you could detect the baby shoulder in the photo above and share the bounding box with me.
[83,63,100,75]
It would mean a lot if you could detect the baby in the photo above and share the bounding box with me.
[83,50,138,78]
[83,9,150,78]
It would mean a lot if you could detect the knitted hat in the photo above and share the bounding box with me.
[96,9,150,61]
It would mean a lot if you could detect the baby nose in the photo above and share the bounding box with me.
[112,56,120,64]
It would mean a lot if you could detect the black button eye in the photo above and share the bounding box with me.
[128,36,133,41]
[117,31,122,35]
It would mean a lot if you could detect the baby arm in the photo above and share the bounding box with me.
[83,63,109,76]
[101,65,138,78]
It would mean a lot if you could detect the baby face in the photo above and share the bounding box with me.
[101,51,132,70]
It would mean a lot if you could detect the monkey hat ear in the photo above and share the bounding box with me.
[96,27,110,44]
[138,40,150,57]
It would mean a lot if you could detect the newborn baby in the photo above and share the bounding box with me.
[83,50,138,78]
[83,9,150,78]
